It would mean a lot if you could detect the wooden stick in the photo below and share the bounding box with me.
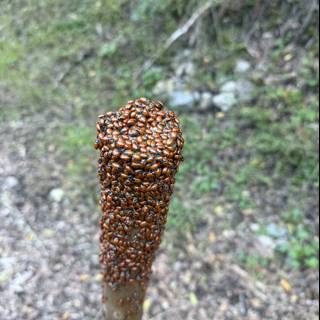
[103,283,146,320]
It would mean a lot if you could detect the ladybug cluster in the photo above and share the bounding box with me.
[95,98,184,291]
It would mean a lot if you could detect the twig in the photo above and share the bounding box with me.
[244,1,270,44]
[9,205,51,257]
[228,264,268,302]
[264,72,297,85]
[56,48,95,85]
[294,0,318,43]
[134,0,218,82]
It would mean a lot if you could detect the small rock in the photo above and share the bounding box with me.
[262,32,273,40]
[221,81,238,93]
[1,176,19,191]
[223,230,236,238]
[0,270,12,286]
[235,59,251,73]
[221,79,255,103]
[176,61,196,78]
[257,235,276,257]
[10,271,33,292]
[49,188,64,203]
[214,79,256,111]
[266,223,287,239]
[258,235,276,248]
[199,92,214,110]
[0,191,13,209]
[168,90,200,109]
[173,261,183,272]
[42,228,55,238]
[0,257,16,269]
[153,78,178,96]
[213,92,237,112]
[250,223,260,232]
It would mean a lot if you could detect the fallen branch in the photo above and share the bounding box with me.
[134,0,218,82]
[229,264,268,303]
[294,0,319,43]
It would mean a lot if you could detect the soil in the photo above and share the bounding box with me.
[0,110,318,320]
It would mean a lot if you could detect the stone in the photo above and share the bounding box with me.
[0,191,13,209]
[153,79,178,96]
[10,271,33,292]
[1,176,19,191]
[236,80,255,103]
[235,59,251,73]
[49,188,64,203]
[0,270,12,285]
[199,92,214,110]
[222,79,255,99]
[257,235,276,258]
[250,223,260,232]
[168,90,200,109]
[213,79,256,111]
[212,92,237,112]
[266,223,287,239]
[221,79,255,102]
[0,257,17,269]
[258,235,276,248]
[175,61,196,78]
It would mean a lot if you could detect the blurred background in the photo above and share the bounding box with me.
[0,0,319,319]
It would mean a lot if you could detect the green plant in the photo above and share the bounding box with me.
[238,251,270,278]
[142,67,165,89]
[0,41,22,75]
[60,125,93,153]
[99,41,118,59]
[278,209,319,270]
[55,125,95,180]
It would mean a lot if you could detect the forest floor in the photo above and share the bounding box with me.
[0,1,319,319]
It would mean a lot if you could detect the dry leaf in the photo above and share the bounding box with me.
[143,298,152,312]
[281,279,292,293]
[209,232,217,243]
[79,274,90,282]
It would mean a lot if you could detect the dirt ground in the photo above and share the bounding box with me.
[0,113,318,319]
[0,1,319,319]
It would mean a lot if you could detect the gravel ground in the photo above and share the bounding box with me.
[0,116,319,320]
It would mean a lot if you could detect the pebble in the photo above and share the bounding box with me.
[213,92,237,112]
[175,61,196,78]
[221,79,255,103]
[1,176,19,191]
[213,79,256,111]
[168,90,200,109]
[235,59,251,73]
[199,92,214,110]
[266,223,287,238]
[153,78,179,96]
[257,235,276,258]
[49,188,64,203]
